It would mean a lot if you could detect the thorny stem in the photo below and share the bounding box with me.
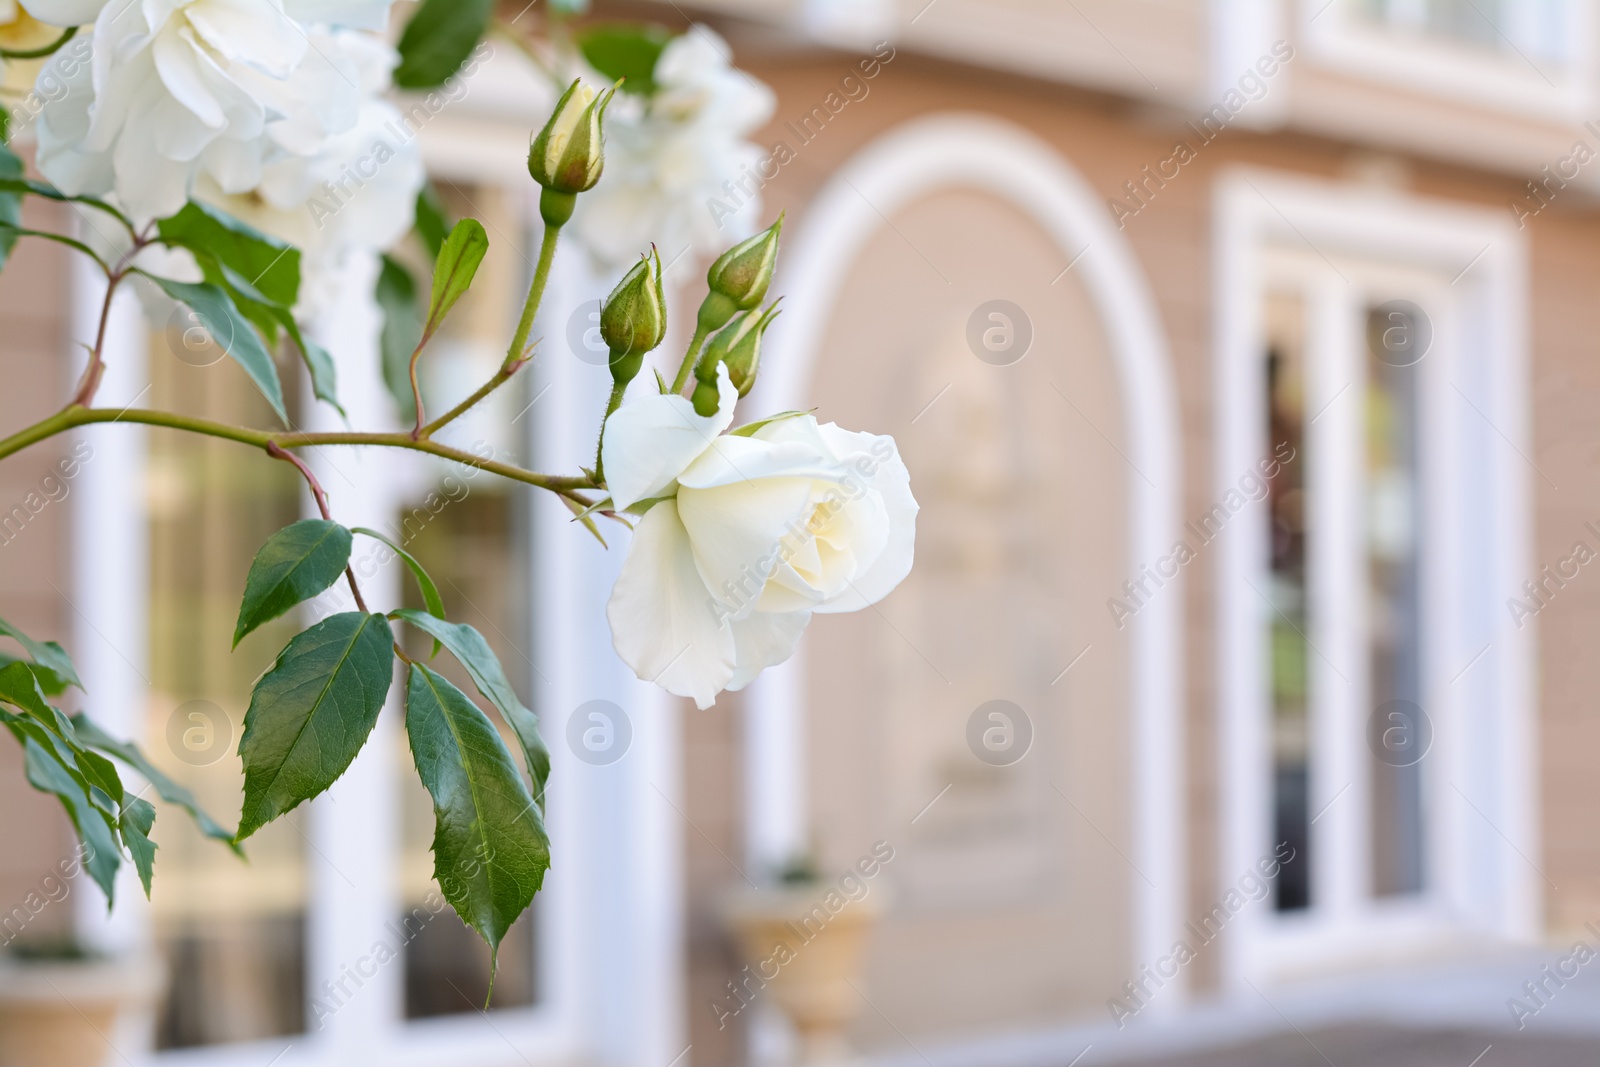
[408,333,430,439]
[418,352,530,438]
[267,442,372,616]
[593,379,627,482]
[0,406,600,508]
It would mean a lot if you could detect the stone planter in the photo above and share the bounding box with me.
[721,884,887,1065]
[0,953,163,1067]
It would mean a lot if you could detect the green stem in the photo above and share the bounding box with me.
[670,322,710,396]
[0,25,76,60]
[593,380,627,482]
[505,222,562,372]
[0,406,598,502]
[418,359,525,438]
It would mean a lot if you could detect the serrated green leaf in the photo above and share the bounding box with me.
[120,796,157,898]
[377,254,423,423]
[18,733,120,902]
[237,613,395,841]
[576,24,672,96]
[415,184,450,261]
[0,652,68,696]
[157,201,301,307]
[0,661,81,747]
[394,0,493,89]
[70,714,241,853]
[392,610,548,809]
[234,520,353,647]
[143,274,287,425]
[351,528,445,654]
[426,218,488,335]
[0,613,82,690]
[405,663,549,963]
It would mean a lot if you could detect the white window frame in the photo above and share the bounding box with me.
[1213,168,1537,986]
[1298,0,1599,123]
[68,49,686,1067]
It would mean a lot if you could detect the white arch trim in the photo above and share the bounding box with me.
[744,112,1186,990]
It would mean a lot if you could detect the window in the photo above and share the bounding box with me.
[1216,171,1535,981]
[1303,0,1594,122]
[1355,0,1568,60]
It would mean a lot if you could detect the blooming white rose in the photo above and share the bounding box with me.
[571,27,775,270]
[33,0,397,221]
[602,369,917,708]
[194,30,423,316]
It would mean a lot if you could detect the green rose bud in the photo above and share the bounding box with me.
[705,212,783,316]
[691,301,781,416]
[698,300,780,400]
[529,78,616,201]
[601,246,667,387]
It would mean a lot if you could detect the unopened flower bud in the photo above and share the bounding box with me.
[701,213,783,331]
[600,247,666,387]
[529,78,616,202]
[700,300,780,400]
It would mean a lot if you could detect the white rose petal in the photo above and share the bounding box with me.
[604,398,917,706]
[607,499,736,709]
[599,364,739,511]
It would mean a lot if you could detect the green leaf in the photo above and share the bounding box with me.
[0,177,133,231]
[405,663,549,962]
[295,333,342,416]
[120,796,157,898]
[0,652,69,697]
[351,529,445,654]
[157,201,301,307]
[377,254,422,423]
[0,661,81,747]
[392,611,548,809]
[0,141,21,271]
[415,184,451,262]
[576,24,672,96]
[394,0,493,89]
[426,218,488,335]
[0,612,82,690]
[234,520,354,647]
[70,714,241,853]
[19,734,121,901]
[143,274,287,425]
[237,613,395,841]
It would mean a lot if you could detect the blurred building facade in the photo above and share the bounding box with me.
[1,0,1599,1064]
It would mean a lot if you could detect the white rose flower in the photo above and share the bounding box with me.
[602,369,918,708]
[33,0,397,221]
[194,30,423,316]
[571,27,775,270]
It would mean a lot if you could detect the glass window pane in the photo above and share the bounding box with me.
[146,339,308,1049]
[1265,291,1312,913]
[1365,302,1427,898]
